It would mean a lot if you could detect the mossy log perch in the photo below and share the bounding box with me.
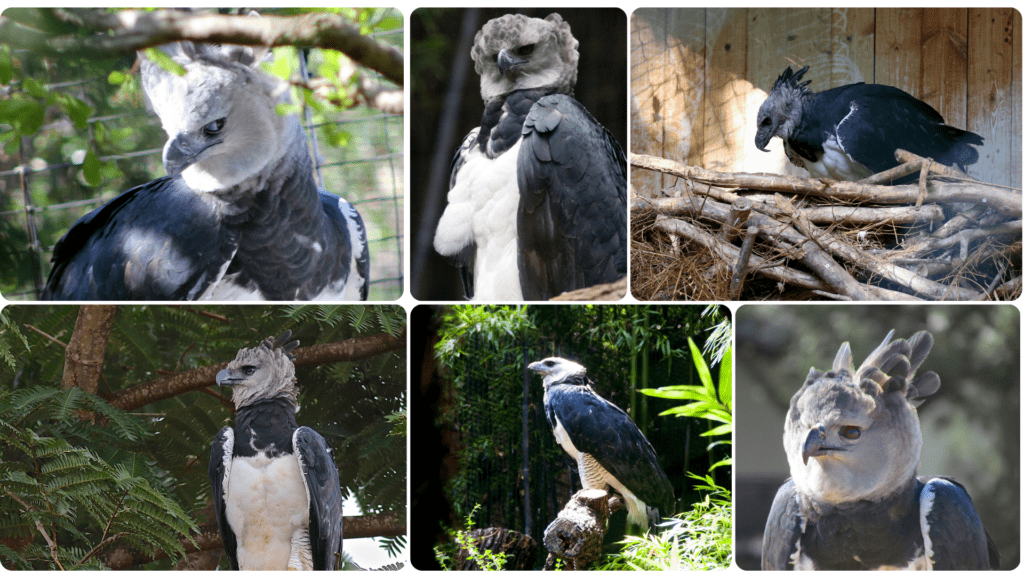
[542,489,622,570]
[453,527,538,571]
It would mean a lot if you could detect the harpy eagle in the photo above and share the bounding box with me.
[762,330,998,570]
[433,13,627,300]
[755,66,984,182]
[209,331,344,570]
[43,36,369,300]
[528,357,675,532]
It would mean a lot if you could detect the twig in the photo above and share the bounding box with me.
[5,489,65,570]
[24,324,68,348]
[729,225,758,298]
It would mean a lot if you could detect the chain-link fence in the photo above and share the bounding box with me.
[0,14,403,301]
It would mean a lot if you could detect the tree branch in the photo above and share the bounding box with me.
[3,9,403,86]
[5,489,64,570]
[104,331,405,412]
[101,513,405,569]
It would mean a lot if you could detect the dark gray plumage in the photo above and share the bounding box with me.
[762,330,998,570]
[528,357,675,532]
[209,331,344,570]
[755,66,983,181]
[433,13,626,300]
[43,38,368,301]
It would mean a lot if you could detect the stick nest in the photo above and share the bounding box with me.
[630,152,1022,301]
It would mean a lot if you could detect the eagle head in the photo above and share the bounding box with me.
[140,30,298,194]
[527,356,586,388]
[217,330,301,409]
[755,65,813,152]
[783,330,939,505]
[471,13,579,105]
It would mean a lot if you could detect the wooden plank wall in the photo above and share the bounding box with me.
[631,8,1022,194]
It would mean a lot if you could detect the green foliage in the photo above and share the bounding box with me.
[0,386,199,569]
[1,8,404,300]
[0,311,30,369]
[435,504,509,571]
[641,333,733,470]
[594,474,732,571]
[434,305,724,541]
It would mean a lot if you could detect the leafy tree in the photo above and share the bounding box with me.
[0,304,406,569]
[0,9,404,299]
[428,304,728,564]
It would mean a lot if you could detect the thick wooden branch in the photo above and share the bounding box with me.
[3,9,402,86]
[102,513,404,570]
[105,331,404,411]
[631,153,1021,215]
[550,277,628,301]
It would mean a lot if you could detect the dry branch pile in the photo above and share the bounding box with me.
[631,152,1022,301]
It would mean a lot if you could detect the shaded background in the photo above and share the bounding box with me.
[410,8,628,300]
[410,304,730,569]
[734,304,1019,569]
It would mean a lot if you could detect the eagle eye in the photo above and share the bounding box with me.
[839,426,861,440]
[204,118,225,137]
[518,44,535,56]
[759,117,772,127]
[242,366,257,376]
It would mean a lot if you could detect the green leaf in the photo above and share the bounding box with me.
[15,100,44,135]
[82,150,102,186]
[143,47,186,75]
[0,46,13,85]
[23,77,46,99]
[718,344,732,410]
[108,70,126,85]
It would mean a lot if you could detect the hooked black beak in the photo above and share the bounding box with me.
[754,130,772,152]
[216,368,242,387]
[163,132,221,175]
[801,424,842,465]
[497,48,527,76]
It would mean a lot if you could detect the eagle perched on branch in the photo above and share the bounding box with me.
[44,33,369,301]
[528,357,675,533]
[433,13,627,300]
[210,331,344,570]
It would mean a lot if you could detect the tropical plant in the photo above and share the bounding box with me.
[0,304,406,569]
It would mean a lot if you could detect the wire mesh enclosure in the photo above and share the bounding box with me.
[0,8,403,301]
[414,305,731,570]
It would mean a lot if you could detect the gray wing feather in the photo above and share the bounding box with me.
[209,426,239,570]
[762,479,802,570]
[295,427,344,570]
[547,385,674,515]
[516,94,626,300]
[920,478,997,569]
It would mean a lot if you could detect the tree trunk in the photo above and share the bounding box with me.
[542,489,620,570]
[62,305,117,394]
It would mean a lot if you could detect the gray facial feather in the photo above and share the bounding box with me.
[217,332,300,410]
[755,66,814,152]
[139,38,303,195]
[783,330,938,505]
[471,13,579,105]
